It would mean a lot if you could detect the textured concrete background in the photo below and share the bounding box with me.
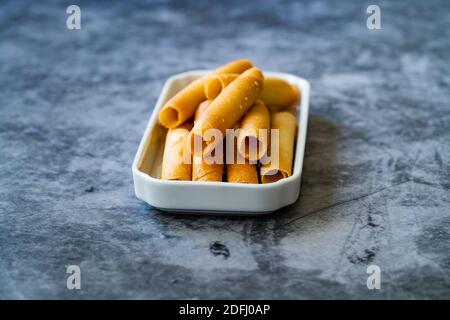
[0,0,449,299]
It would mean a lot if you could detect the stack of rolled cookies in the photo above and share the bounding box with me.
[159,59,299,184]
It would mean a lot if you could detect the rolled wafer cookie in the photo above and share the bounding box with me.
[226,125,259,184]
[237,100,270,161]
[192,100,224,182]
[261,112,296,183]
[204,74,299,113]
[188,67,264,157]
[159,59,253,128]
[226,160,259,184]
[260,77,300,113]
[204,73,239,99]
[161,123,193,181]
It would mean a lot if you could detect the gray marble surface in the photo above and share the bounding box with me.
[1,0,449,299]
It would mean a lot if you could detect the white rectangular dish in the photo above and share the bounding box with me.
[132,70,310,214]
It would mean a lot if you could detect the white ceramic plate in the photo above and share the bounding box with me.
[132,70,310,214]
